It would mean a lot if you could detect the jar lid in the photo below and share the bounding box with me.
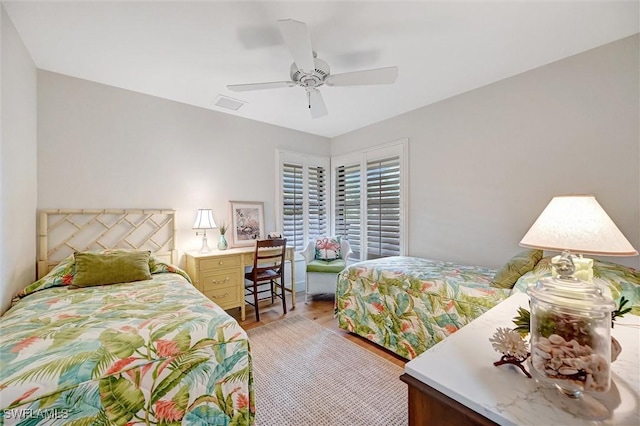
[527,276,616,312]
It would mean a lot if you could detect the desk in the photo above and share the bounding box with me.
[401,292,640,426]
[185,246,295,321]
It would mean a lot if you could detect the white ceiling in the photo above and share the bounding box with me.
[4,1,639,138]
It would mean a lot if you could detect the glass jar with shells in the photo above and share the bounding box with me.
[527,271,616,419]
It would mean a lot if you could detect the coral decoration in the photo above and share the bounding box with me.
[490,327,531,378]
[490,327,528,359]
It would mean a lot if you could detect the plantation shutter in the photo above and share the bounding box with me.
[282,162,304,251]
[308,165,327,239]
[366,156,400,259]
[335,163,361,259]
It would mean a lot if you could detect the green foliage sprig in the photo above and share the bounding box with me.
[512,307,531,336]
[219,222,227,235]
[612,296,631,327]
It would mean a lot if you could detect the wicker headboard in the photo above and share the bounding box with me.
[38,209,177,279]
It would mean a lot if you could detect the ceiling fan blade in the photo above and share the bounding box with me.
[277,19,316,74]
[227,81,295,92]
[307,89,328,119]
[325,66,399,86]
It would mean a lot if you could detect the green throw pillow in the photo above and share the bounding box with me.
[491,249,543,289]
[306,259,347,274]
[73,250,152,287]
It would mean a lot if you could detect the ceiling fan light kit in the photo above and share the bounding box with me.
[227,18,399,119]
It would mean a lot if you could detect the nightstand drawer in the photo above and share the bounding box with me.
[201,283,241,308]
[200,270,241,289]
[200,256,241,270]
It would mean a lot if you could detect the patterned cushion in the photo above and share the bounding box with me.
[306,259,347,273]
[491,249,543,289]
[314,237,342,261]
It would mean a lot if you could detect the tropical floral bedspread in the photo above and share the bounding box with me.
[336,256,510,360]
[0,271,254,425]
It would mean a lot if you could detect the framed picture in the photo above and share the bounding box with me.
[230,201,265,247]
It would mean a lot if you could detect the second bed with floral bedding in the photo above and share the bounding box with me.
[335,256,511,360]
[336,254,640,361]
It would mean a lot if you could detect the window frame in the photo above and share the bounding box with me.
[276,149,330,252]
[334,162,363,259]
[331,139,409,261]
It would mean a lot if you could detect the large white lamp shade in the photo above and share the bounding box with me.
[520,195,637,256]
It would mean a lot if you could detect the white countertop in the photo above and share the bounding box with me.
[404,292,640,426]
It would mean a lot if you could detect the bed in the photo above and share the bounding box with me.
[0,210,255,425]
[335,253,640,360]
[336,256,511,360]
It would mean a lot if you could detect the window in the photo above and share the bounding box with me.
[366,156,401,259]
[282,162,304,250]
[332,140,407,261]
[277,151,330,251]
[334,163,362,259]
[307,165,327,239]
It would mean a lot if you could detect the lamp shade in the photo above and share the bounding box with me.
[519,195,638,256]
[193,209,217,230]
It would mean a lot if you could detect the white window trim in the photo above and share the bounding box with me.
[330,139,409,259]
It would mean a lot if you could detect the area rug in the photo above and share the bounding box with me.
[247,315,407,426]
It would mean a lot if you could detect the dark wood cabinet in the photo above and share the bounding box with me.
[400,373,497,426]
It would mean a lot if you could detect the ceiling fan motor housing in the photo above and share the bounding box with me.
[227,19,398,119]
[290,58,330,89]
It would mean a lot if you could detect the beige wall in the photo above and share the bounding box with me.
[1,6,38,314]
[332,35,640,268]
[37,71,330,267]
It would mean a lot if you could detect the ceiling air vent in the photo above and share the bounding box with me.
[213,95,246,111]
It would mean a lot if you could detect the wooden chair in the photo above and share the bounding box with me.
[244,238,287,321]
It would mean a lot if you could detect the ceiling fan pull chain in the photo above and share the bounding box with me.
[307,90,311,109]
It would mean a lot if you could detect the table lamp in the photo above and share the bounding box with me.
[519,194,637,279]
[193,209,217,253]
[519,194,637,420]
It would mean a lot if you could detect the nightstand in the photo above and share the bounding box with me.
[185,250,245,319]
[401,292,640,425]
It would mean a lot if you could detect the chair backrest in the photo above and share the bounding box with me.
[340,239,353,262]
[252,238,287,275]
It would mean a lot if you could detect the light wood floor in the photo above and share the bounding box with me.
[228,291,408,368]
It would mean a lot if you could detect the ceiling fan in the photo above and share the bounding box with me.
[227,19,399,119]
